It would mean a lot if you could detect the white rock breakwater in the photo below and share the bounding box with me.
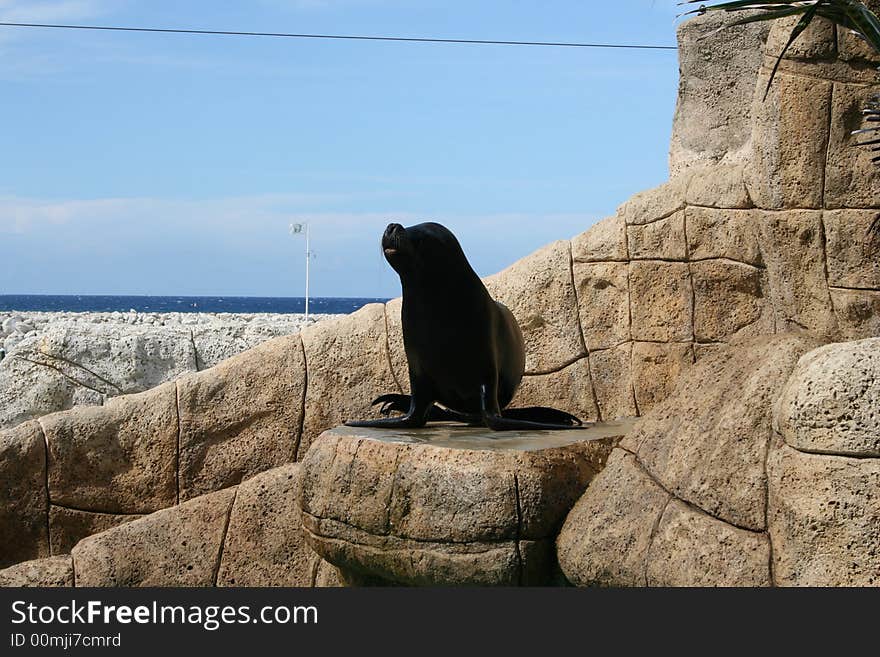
[0,310,342,429]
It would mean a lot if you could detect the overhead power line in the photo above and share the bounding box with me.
[0,22,678,50]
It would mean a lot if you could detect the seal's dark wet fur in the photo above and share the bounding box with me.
[345,222,583,431]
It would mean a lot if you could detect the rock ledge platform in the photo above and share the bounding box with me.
[300,421,634,586]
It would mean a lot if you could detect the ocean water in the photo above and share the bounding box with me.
[0,295,389,315]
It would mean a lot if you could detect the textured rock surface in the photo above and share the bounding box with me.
[0,422,49,568]
[300,304,399,456]
[631,334,822,531]
[690,259,771,342]
[301,425,625,586]
[756,210,836,335]
[49,507,141,556]
[589,343,638,421]
[670,11,771,176]
[646,500,771,587]
[558,335,823,586]
[775,339,880,457]
[631,342,694,414]
[216,464,314,587]
[628,261,693,343]
[1,463,334,588]
[485,240,585,374]
[768,442,880,586]
[572,261,631,351]
[0,313,335,430]
[0,556,73,587]
[43,383,179,514]
[73,488,237,587]
[745,73,831,210]
[177,335,306,500]
[556,450,669,587]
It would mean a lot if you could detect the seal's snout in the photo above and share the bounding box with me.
[383,223,405,256]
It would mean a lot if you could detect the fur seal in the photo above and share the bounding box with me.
[346,222,582,431]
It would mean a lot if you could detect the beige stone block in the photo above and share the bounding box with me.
[301,426,618,586]
[691,259,772,342]
[631,342,694,415]
[825,82,880,209]
[768,443,880,586]
[685,164,752,209]
[43,383,177,514]
[686,206,762,266]
[485,240,585,374]
[557,450,670,587]
[177,334,305,501]
[217,464,313,587]
[823,210,880,289]
[670,13,770,176]
[72,488,236,587]
[0,556,73,587]
[757,210,836,335]
[775,339,880,457]
[571,214,628,263]
[49,506,141,556]
[632,334,824,531]
[745,72,831,210]
[646,499,771,587]
[618,179,687,226]
[627,211,687,261]
[0,421,48,568]
[589,343,637,421]
[301,304,400,456]
[573,261,630,351]
[629,261,694,342]
[764,15,836,61]
[830,288,880,340]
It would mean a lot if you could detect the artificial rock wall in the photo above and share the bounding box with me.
[2,12,880,576]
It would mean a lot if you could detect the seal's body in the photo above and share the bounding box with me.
[345,222,581,431]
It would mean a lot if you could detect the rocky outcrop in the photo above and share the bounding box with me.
[300,424,627,586]
[768,338,880,586]
[0,462,340,588]
[0,313,334,430]
[775,339,880,457]
[3,11,880,583]
[0,556,74,587]
[557,334,880,587]
[0,422,49,568]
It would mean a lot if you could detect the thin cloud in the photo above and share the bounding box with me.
[0,0,109,24]
[0,193,368,234]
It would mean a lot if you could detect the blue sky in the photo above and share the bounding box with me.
[1,1,682,297]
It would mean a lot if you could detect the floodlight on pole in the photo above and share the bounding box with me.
[289,222,311,320]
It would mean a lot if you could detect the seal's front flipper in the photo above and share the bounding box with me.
[346,391,433,428]
[371,393,411,416]
[369,393,477,423]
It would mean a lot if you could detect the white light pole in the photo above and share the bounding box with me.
[289,222,311,321]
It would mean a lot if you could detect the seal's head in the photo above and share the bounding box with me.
[382,222,473,282]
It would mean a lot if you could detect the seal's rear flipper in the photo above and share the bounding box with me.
[371,394,476,423]
[503,407,583,427]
